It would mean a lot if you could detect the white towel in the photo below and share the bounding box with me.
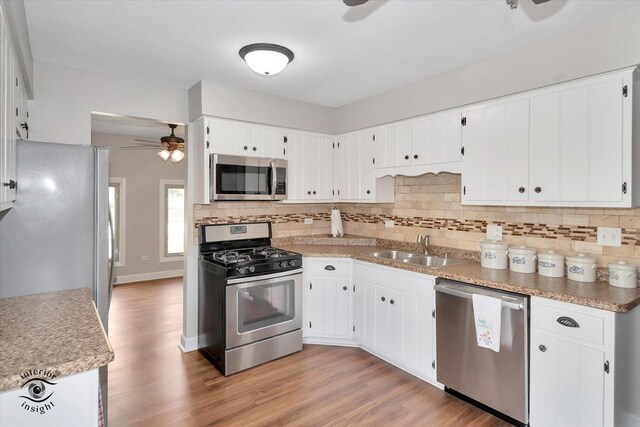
[472,294,503,352]
[331,208,344,237]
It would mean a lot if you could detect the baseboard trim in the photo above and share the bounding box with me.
[179,334,198,353]
[303,336,359,347]
[115,269,183,284]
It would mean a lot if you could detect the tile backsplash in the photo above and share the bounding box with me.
[194,173,640,267]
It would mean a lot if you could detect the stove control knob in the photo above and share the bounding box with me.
[288,260,299,268]
[248,266,256,273]
[237,267,248,275]
[279,261,288,269]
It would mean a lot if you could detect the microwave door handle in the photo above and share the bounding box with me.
[270,160,277,199]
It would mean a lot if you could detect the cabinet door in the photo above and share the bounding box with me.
[372,127,386,169]
[302,135,318,199]
[530,76,625,203]
[388,291,404,361]
[286,133,305,201]
[374,286,390,354]
[414,298,435,378]
[411,112,462,166]
[348,133,361,199]
[336,136,352,200]
[209,118,240,155]
[0,17,8,205]
[531,332,605,427]
[462,99,529,203]
[588,77,624,202]
[353,283,365,343]
[363,283,377,348]
[385,122,412,168]
[359,130,375,200]
[317,136,334,200]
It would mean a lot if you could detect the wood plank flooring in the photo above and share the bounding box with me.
[108,278,510,426]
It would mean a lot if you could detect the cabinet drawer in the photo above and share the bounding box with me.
[536,302,604,346]
[307,259,350,277]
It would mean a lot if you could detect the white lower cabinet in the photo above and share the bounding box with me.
[302,258,353,343]
[530,297,640,427]
[353,261,437,382]
[0,369,99,427]
[303,258,438,385]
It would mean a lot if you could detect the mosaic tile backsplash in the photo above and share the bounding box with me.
[194,173,640,267]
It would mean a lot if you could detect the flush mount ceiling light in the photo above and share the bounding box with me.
[239,43,294,76]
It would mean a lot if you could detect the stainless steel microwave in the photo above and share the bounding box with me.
[210,154,287,201]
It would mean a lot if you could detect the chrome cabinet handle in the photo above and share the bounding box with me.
[324,265,335,271]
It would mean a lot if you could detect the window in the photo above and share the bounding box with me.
[160,179,185,261]
[108,177,126,267]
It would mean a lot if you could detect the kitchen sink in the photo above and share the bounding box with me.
[401,255,466,268]
[367,250,421,260]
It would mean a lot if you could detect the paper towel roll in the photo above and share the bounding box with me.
[331,208,344,237]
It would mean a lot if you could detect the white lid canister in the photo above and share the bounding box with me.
[509,246,537,255]
[608,261,638,272]
[539,251,565,261]
[566,254,597,264]
[480,240,509,250]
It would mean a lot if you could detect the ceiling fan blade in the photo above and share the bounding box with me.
[344,0,368,6]
[121,146,160,150]
[134,139,161,145]
[531,0,551,3]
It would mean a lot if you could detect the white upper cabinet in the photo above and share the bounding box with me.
[411,111,462,166]
[286,131,335,202]
[463,67,638,208]
[530,75,626,204]
[207,117,286,159]
[462,98,530,203]
[0,9,23,211]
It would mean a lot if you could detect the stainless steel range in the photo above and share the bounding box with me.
[198,222,303,376]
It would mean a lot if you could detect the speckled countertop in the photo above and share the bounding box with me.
[275,235,640,313]
[0,288,114,392]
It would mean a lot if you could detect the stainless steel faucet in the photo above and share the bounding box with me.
[417,234,429,255]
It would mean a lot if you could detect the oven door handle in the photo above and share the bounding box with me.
[270,159,277,199]
[227,268,303,285]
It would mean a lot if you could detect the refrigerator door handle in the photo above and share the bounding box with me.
[108,209,115,307]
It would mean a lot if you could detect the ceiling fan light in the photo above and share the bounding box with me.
[239,44,294,76]
[170,149,185,163]
[158,149,171,162]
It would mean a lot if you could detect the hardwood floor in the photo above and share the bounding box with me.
[108,278,510,426]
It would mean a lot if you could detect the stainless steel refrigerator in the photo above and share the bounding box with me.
[0,140,114,421]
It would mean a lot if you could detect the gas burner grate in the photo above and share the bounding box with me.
[213,251,251,264]
[253,247,290,258]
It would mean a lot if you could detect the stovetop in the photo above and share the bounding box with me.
[201,245,302,278]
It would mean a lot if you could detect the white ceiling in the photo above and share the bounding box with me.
[91,113,185,140]
[25,0,640,108]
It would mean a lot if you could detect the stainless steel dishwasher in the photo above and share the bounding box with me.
[435,280,529,426]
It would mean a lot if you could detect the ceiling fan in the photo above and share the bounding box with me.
[343,0,550,8]
[121,123,185,163]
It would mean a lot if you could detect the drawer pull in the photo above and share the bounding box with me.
[557,316,580,328]
[324,265,336,271]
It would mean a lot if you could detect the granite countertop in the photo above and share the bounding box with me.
[275,235,640,313]
[0,288,114,392]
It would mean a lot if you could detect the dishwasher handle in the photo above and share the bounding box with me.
[436,284,525,311]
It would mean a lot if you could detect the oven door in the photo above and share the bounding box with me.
[226,269,302,349]
[211,154,287,201]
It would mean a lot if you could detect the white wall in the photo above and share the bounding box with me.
[334,11,640,133]
[29,61,189,145]
[189,80,335,134]
[92,132,185,282]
